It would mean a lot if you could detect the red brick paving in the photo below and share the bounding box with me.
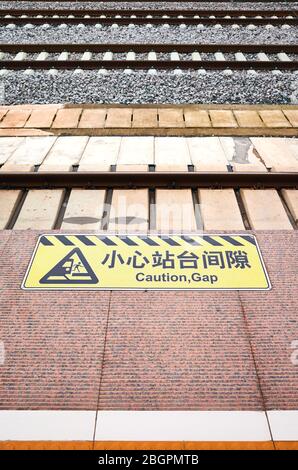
[0,231,109,410]
[0,232,12,258]
[0,230,297,412]
[239,232,298,410]
[98,290,263,410]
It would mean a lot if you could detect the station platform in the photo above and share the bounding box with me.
[0,230,297,449]
[0,104,297,450]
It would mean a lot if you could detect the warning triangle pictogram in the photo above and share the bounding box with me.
[40,248,98,284]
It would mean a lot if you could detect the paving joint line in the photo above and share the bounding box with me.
[237,290,276,449]
[92,290,113,448]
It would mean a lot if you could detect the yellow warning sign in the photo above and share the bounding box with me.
[22,234,271,291]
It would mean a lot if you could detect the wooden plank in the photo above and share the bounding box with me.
[39,136,89,171]
[0,136,56,171]
[283,110,298,127]
[109,189,149,232]
[259,110,291,128]
[0,129,54,137]
[0,108,8,121]
[158,109,185,128]
[199,189,244,230]
[109,161,149,232]
[105,108,132,128]
[25,108,57,129]
[0,137,24,165]
[0,190,22,229]
[184,110,211,128]
[14,189,64,229]
[187,137,228,171]
[281,189,298,224]
[78,109,107,129]
[220,137,267,172]
[117,137,154,165]
[54,137,106,230]
[155,189,196,231]
[61,136,108,229]
[10,136,82,228]
[155,137,190,170]
[61,146,110,229]
[116,164,148,171]
[0,109,31,128]
[79,136,121,170]
[132,109,158,128]
[240,189,292,230]
[250,137,298,172]
[209,110,237,128]
[61,189,105,230]
[233,110,264,128]
[51,108,82,129]
[1,127,297,138]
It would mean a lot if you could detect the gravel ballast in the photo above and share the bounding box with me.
[1,2,297,11]
[0,24,296,44]
[1,70,297,105]
[0,2,296,105]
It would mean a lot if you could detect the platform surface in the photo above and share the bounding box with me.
[0,104,297,137]
[0,230,297,449]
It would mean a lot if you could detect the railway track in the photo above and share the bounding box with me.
[0,133,297,231]
[7,0,298,3]
[0,5,298,453]
[1,170,297,189]
[0,43,297,71]
[1,172,297,231]
[1,9,297,27]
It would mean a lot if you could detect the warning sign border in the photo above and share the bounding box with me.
[21,233,272,292]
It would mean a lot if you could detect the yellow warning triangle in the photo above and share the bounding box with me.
[40,248,98,284]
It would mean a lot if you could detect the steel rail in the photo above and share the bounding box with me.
[1,8,297,17]
[1,43,296,53]
[1,43,296,70]
[1,17,297,26]
[10,0,297,3]
[1,172,297,190]
[3,60,296,71]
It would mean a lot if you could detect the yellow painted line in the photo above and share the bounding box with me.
[0,441,93,450]
[0,440,281,450]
